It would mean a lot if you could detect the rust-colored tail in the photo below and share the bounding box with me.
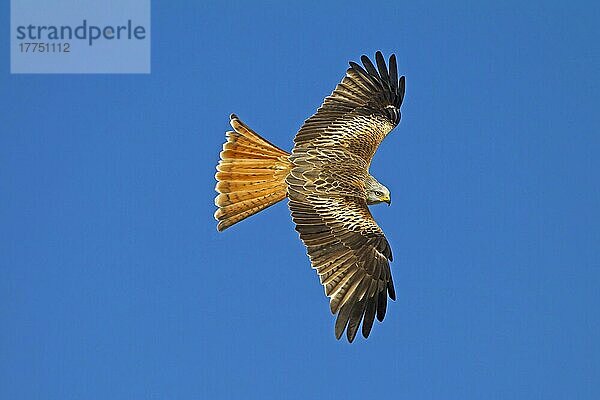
[214,114,292,231]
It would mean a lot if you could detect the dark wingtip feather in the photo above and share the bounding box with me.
[399,75,406,104]
[348,61,366,74]
[348,61,377,87]
[389,54,398,93]
[229,113,238,121]
[354,52,405,118]
[335,322,344,340]
[361,298,377,338]
[346,299,367,343]
[361,55,380,79]
[376,289,387,322]
[375,51,390,88]
[388,278,396,301]
[334,302,353,340]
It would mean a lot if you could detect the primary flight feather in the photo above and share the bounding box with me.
[215,51,406,342]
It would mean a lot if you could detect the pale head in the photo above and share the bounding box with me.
[365,175,391,205]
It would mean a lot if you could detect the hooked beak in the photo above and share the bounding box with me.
[385,197,391,206]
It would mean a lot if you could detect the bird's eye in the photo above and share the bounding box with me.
[375,191,383,196]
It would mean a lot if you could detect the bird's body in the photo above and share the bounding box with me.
[215,52,406,342]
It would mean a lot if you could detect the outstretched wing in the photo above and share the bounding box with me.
[286,52,405,342]
[293,51,405,162]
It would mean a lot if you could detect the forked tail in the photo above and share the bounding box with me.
[214,114,292,231]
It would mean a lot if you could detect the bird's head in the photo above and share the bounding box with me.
[365,175,391,205]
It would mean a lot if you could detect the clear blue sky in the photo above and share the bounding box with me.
[2,1,599,399]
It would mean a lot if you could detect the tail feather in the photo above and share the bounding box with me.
[216,165,281,174]
[215,171,277,181]
[216,179,284,192]
[223,133,285,157]
[215,188,286,218]
[214,114,292,231]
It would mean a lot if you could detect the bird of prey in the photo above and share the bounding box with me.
[214,51,406,342]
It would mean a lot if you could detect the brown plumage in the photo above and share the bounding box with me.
[214,51,406,342]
